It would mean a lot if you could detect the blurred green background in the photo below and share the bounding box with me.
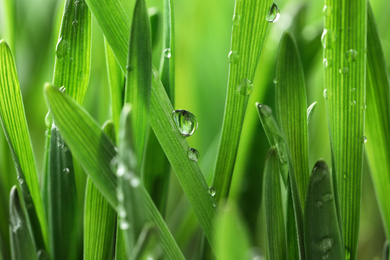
[0,0,389,258]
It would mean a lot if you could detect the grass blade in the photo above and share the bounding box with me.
[365,3,390,239]
[304,160,343,260]
[0,40,47,248]
[323,0,367,256]
[263,148,287,260]
[9,186,37,260]
[47,125,78,260]
[275,32,309,207]
[1,0,15,52]
[124,0,152,167]
[212,0,273,203]
[44,85,185,260]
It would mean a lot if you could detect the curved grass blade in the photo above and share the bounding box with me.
[365,3,390,240]
[307,101,317,124]
[305,160,343,259]
[212,0,273,203]
[0,40,47,248]
[47,125,78,260]
[323,0,367,256]
[263,148,287,260]
[9,186,37,260]
[44,85,185,260]
[124,0,152,168]
[275,32,309,208]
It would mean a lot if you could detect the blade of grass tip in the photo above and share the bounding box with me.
[44,85,185,260]
[47,124,78,260]
[0,40,47,249]
[256,103,305,259]
[9,186,37,260]
[83,0,218,250]
[214,202,251,260]
[323,0,367,256]
[105,39,125,136]
[304,160,343,260]
[212,0,273,203]
[148,8,162,50]
[275,32,309,208]
[365,2,390,240]
[142,0,174,214]
[84,120,116,260]
[307,101,317,125]
[263,148,287,260]
[124,0,152,169]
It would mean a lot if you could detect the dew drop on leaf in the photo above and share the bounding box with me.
[322,5,332,16]
[345,49,358,62]
[232,14,241,26]
[339,67,349,74]
[237,78,253,96]
[321,29,336,49]
[164,48,171,58]
[228,51,239,64]
[187,147,200,162]
[56,37,70,59]
[257,103,272,117]
[45,111,52,128]
[361,136,367,144]
[323,58,332,68]
[208,187,216,197]
[266,3,280,23]
[63,168,70,174]
[172,110,198,137]
[323,89,328,100]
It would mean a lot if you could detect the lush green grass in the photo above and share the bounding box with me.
[0,0,389,259]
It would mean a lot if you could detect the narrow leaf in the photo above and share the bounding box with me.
[307,101,317,123]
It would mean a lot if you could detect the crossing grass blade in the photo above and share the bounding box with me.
[124,0,152,168]
[0,40,47,249]
[44,85,185,260]
[83,121,116,260]
[323,0,367,256]
[263,148,287,260]
[275,32,309,207]
[9,186,37,260]
[83,0,218,250]
[304,160,343,260]
[365,3,390,240]
[212,0,273,203]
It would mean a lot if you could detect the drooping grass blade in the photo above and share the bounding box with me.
[365,3,390,240]
[0,40,47,249]
[304,160,343,260]
[323,0,367,256]
[212,0,273,203]
[263,148,287,260]
[9,186,37,260]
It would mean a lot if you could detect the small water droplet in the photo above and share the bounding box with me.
[361,136,367,144]
[12,219,21,233]
[323,193,333,202]
[273,77,278,84]
[321,29,337,49]
[59,86,66,92]
[17,176,24,184]
[56,37,70,59]
[118,207,126,218]
[237,78,253,96]
[164,48,171,58]
[266,3,280,23]
[228,51,239,64]
[208,187,216,196]
[72,20,78,27]
[116,164,126,177]
[350,100,356,106]
[257,103,272,117]
[63,168,70,174]
[120,221,129,230]
[74,0,79,5]
[315,201,323,207]
[172,110,198,137]
[361,104,367,110]
[323,58,332,68]
[187,148,200,162]
[322,254,329,260]
[130,178,140,188]
[117,191,124,201]
[322,5,332,16]
[345,49,358,62]
[232,14,241,26]
[339,67,349,74]
[126,65,132,72]
[323,89,328,99]
[212,203,217,208]
[45,112,52,128]
[37,250,50,260]
[319,237,333,254]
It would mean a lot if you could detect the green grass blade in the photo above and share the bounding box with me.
[323,0,367,256]
[44,85,185,260]
[0,40,47,248]
[304,160,343,260]
[263,148,287,260]
[130,224,159,260]
[115,225,126,260]
[383,240,389,260]
[124,0,152,167]
[365,3,390,240]
[47,125,78,260]
[148,8,161,50]
[1,0,15,52]
[212,0,273,203]
[214,202,251,260]
[275,32,309,207]
[307,101,317,124]
[9,186,37,260]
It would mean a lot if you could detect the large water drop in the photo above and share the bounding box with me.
[172,110,198,137]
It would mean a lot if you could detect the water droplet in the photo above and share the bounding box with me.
[257,103,272,117]
[63,168,70,174]
[323,193,333,202]
[319,237,333,254]
[72,20,78,27]
[130,177,140,188]
[321,29,337,49]
[345,49,358,62]
[266,3,280,23]
[120,221,129,230]
[172,110,198,137]
[350,100,356,106]
[37,250,50,260]
[45,112,52,128]
[315,201,323,207]
[228,51,239,64]
[208,187,216,196]
[117,190,124,201]
[116,164,126,177]
[17,176,24,184]
[322,5,332,16]
[212,203,217,208]
[323,89,328,99]
[74,0,79,5]
[119,208,126,218]
[126,65,132,72]
[323,58,332,68]
[237,78,253,96]
[232,14,241,26]
[59,86,66,92]
[164,48,171,58]
[361,104,367,110]
[187,148,200,162]
[361,136,367,144]
[273,77,278,85]
[56,37,70,59]
[322,254,329,260]
[339,67,349,74]
[12,219,21,233]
